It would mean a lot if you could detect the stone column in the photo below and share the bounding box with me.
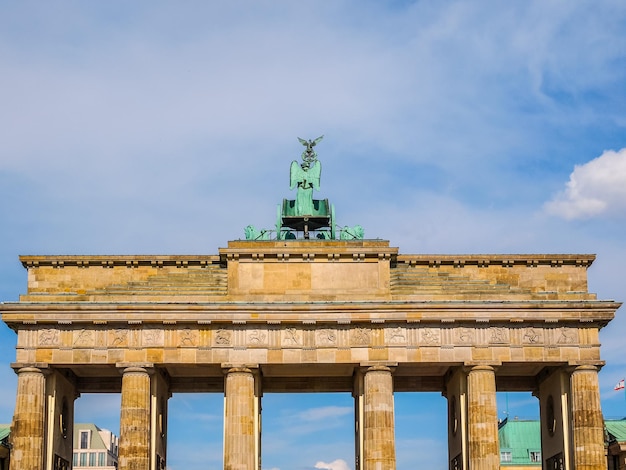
[118,366,152,470]
[224,367,259,470]
[571,365,605,470]
[363,365,396,470]
[467,365,499,470]
[9,366,47,470]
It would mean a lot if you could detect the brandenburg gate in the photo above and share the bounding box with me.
[1,138,620,470]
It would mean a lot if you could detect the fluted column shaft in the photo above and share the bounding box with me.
[363,366,396,470]
[571,365,605,470]
[118,367,152,470]
[10,367,46,470]
[467,365,499,470]
[224,367,257,470]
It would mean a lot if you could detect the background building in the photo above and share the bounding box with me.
[606,419,626,470]
[73,423,118,470]
[498,418,541,469]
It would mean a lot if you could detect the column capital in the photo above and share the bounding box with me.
[463,363,500,373]
[360,362,397,374]
[569,364,601,373]
[11,363,50,374]
[221,363,259,375]
[116,362,154,375]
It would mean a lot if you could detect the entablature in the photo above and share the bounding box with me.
[1,300,619,328]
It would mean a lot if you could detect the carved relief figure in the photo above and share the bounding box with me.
[489,327,508,344]
[215,329,231,345]
[352,328,370,345]
[316,329,337,345]
[523,327,541,344]
[112,329,128,346]
[143,329,163,346]
[283,327,300,345]
[557,327,576,344]
[421,328,440,345]
[179,328,197,346]
[39,328,59,346]
[74,329,93,346]
[388,326,406,343]
[459,327,474,344]
[248,329,267,344]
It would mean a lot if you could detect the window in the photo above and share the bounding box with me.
[501,451,512,462]
[530,451,541,462]
[73,454,78,466]
[89,452,96,466]
[98,452,106,466]
[80,431,89,449]
[79,453,87,466]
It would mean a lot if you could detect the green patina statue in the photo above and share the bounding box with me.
[290,136,324,216]
[243,137,364,241]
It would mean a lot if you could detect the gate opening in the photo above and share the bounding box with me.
[262,392,354,470]
[395,392,448,470]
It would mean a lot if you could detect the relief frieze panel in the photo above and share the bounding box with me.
[522,327,543,344]
[488,327,509,344]
[386,325,407,344]
[143,329,164,347]
[73,329,94,347]
[247,328,268,346]
[282,327,301,346]
[458,327,474,345]
[351,327,370,346]
[39,328,59,346]
[315,328,337,347]
[420,327,441,346]
[110,329,128,347]
[178,328,197,347]
[215,328,232,346]
[25,322,586,359]
[554,327,577,345]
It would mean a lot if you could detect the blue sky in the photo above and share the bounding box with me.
[1,1,626,469]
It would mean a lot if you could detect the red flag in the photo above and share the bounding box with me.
[614,379,624,390]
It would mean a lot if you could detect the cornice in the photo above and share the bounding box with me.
[1,299,619,326]
[19,255,222,269]
[18,252,596,268]
[395,254,596,268]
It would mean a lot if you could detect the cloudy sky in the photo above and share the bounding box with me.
[1,1,625,469]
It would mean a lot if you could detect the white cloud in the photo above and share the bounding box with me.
[544,148,626,220]
[314,459,352,470]
[297,406,352,422]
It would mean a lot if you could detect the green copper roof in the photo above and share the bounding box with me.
[606,419,626,442]
[0,425,10,442]
[498,419,541,465]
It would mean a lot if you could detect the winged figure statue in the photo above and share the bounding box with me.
[290,136,324,215]
[290,158,321,215]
